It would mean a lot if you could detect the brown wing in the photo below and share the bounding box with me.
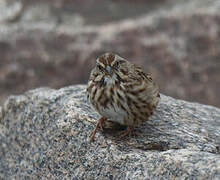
[127,63,160,102]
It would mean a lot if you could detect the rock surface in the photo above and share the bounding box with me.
[0,85,219,179]
[0,0,220,108]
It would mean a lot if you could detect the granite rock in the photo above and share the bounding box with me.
[0,85,219,179]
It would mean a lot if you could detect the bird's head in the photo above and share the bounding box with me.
[96,53,123,76]
[93,52,129,86]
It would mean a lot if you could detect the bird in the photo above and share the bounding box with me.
[87,53,160,141]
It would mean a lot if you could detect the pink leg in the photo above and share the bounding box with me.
[119,126,134,138]
[89,117,106,141]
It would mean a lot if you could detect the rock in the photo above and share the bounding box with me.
[0,85,219,179]
[0,0,24,23]
[0,0,220,108]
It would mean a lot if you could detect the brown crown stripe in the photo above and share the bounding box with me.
[106,53,115,65]
[98,56,107,65]
[98,53,116,66]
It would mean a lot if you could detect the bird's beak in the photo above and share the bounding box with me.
[106,65,112,74]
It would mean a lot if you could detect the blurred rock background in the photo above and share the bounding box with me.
[0,0,219,107]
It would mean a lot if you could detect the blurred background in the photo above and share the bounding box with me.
[0,0,219,107]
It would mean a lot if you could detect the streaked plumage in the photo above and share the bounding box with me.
[87,53,160,141]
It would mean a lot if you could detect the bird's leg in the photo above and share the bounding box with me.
[89,116,106,141]
[119,126,134,138]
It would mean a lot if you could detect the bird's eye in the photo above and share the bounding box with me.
[113,61,119,69]
[97,65,104,72]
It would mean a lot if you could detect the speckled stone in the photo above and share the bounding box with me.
[0,85,220,179]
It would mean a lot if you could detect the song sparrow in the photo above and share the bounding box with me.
[87,53,160,141]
